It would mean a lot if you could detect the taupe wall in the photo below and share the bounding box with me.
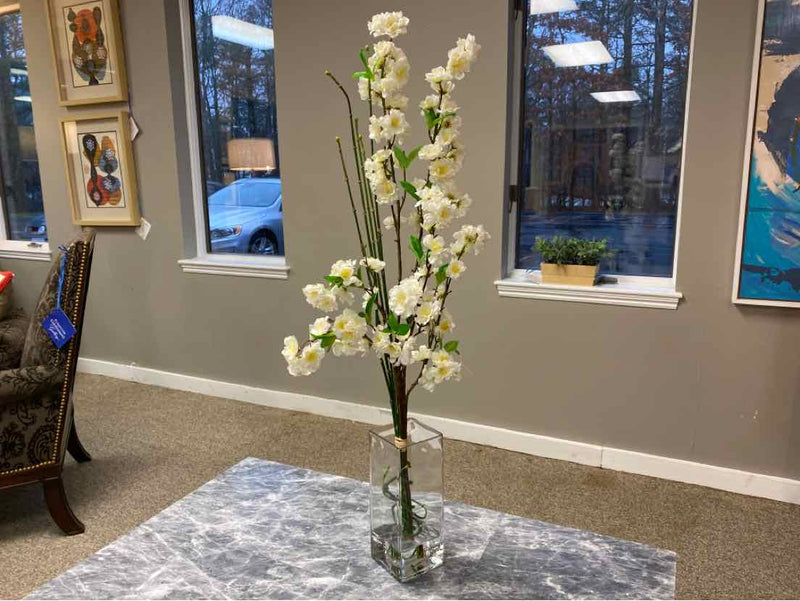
[10,0,799,479]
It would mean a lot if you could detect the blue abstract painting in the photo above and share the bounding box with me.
[737,0,800,304]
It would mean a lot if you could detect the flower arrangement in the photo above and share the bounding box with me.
[282,10,485,429]
[280,11,486,551]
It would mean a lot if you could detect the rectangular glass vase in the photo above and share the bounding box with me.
[369,418,444,582]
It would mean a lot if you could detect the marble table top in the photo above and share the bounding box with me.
[28,458,676,600]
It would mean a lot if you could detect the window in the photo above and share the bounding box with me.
[512,0,694,279]
[184,0,283,260]
[0,6,47,249]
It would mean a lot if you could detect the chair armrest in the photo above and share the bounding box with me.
[0,364,62,406]
[0,310,29,370]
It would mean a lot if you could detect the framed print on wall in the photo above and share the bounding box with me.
[733,0,800,307]
[45,0,128,106]
[60,111,140,226]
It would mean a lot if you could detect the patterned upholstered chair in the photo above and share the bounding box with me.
[0,230,95,535]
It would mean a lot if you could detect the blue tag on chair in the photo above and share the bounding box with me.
[41,245,75,349]
[42,308,76,349]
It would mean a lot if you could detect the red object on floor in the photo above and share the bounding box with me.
[0,271,14,294]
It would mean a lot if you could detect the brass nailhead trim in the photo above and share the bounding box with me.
[0,240,90,477]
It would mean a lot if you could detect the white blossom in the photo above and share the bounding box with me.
[374,179,398,204]
[425,66,452,90]
[415,300,441,325]
[429,158,458,182]
[299,342,326,375]
[411,344,432,363]
[446,259,466,279]
[309,318,330,337]
[447,34,481,80]
[367,11,409,38]
[287,341,326,377]
[419,143,444,161]
[330,259,360,286]
[361,257,386,272]
[452,224,490,256]
[373,330,391,353]
[381,109,409,140]
[436,311,455,336]
[385,93,409,110]
[422,234,446,256]
[281,336,299,362]
[389,276,423,318]
[332,309,368,344]
[332,338,369,357]
[421,349,461,391]
[303,284,339,313]
[398,338,416,366]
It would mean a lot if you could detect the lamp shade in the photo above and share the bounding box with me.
[227,138,276,172]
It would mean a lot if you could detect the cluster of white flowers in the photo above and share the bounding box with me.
[363,149,395,203]
[331,309,370,357]
[389,276,423,318]
[367,11,409,39]
[369,109,410,144]
[359,41,410,110]
[420,350,462,391]
[282,337,325,377]
[282,12,490,395]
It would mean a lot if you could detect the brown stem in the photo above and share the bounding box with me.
[393,365,414,538]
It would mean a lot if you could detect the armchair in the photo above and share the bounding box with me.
[0,230,95,535]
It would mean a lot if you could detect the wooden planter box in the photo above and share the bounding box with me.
[540,263,599,287]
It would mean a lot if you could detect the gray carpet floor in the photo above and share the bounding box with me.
[0,374,798,600]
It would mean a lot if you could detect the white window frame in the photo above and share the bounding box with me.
[176,0,288,280]
[0,2,51,263]
[495,0,699,310]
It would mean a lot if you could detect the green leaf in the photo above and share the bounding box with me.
[410,235,424,260]
[312,333,337,349]
[406,145,421,165]
[395,324,411,336]
[444,340,459,353]
[393,146,408,169]
[365,294,377,325]
[424,107,438,130]
[388,313,399,331]
[393,146,422,170]
[324,275,343,286]
[435,264,448,285]
[359,47,374,80]
[351,70,369,80]
[433,111,458,128]
[400,180,421,201]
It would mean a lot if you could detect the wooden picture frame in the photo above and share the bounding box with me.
[60,110,140,226]
[733,0,800,307]
[45,0,128,106]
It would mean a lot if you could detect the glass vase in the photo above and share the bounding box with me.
[369,418,444,582]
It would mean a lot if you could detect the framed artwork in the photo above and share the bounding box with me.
[733,0,800,307]
[60,111,140,226]
[45,0,128,106]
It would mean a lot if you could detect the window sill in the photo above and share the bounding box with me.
[494,271,683,310]
[0,240,52,263]
[178,255,289,280]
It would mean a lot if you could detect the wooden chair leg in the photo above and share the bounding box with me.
[43,477,85,536]
[67,421,91,463]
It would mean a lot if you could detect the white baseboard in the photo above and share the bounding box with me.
[77,357,800,506]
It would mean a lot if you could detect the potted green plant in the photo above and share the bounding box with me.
[535,236,613,286]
